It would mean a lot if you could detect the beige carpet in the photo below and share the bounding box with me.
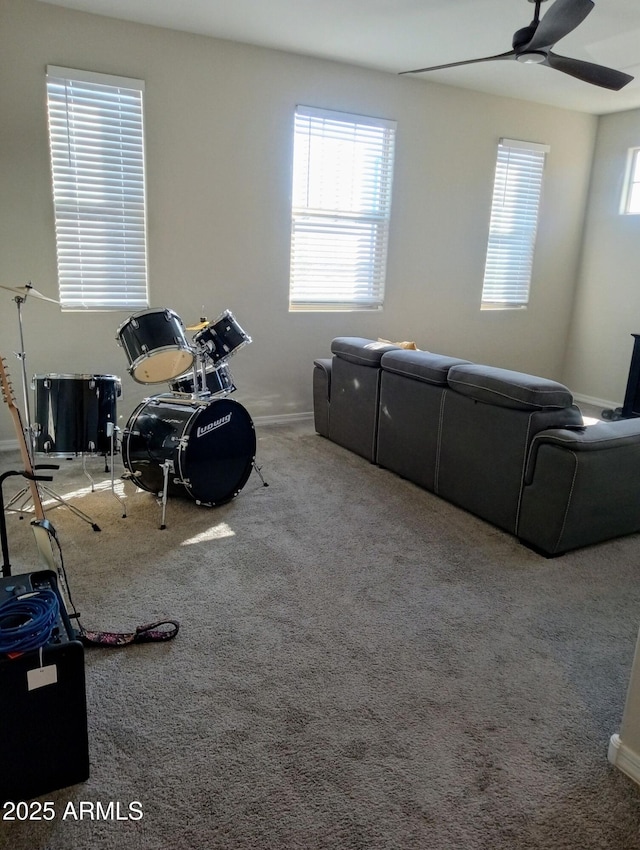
[1,419,640,850]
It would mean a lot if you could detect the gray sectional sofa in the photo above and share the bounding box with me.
[313,337,640,556]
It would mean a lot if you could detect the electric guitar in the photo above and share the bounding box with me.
[0,355,60,576]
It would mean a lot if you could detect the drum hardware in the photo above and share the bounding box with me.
[160,461,171,530]
[107,422,127,518]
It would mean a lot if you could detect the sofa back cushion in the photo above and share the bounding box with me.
[331,337,398,367]
[381,350,470,385]
[447,364,574,411]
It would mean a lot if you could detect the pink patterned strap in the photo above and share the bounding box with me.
[80,620,180,647]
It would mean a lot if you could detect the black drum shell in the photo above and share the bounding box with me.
[122,395,255,506]
[169,363,236,396]
[194,310,251,365]
[32,374,121,456]
[116,308,194,384]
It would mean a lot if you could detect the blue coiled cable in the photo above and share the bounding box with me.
[0,589,60,653]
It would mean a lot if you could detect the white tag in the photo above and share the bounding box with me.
[27,664,58,691]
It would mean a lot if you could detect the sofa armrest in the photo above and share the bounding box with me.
[313,358,332,437]
[524,419,640,484]
[519,418,640,555]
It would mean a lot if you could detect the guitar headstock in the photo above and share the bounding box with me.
[0,356,17,410]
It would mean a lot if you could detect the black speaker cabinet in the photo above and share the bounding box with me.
[0,571,89,803]
[622,334,640,419]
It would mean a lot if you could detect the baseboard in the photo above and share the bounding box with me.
[573,393,621,412]
[253,411,313,426]
[0,439,19,453]
[608,733,640,786]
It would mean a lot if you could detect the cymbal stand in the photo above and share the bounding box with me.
[13,294,34,458]
[4,290,101,531]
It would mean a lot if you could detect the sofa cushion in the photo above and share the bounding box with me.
[381,350,471,386]
[447,363,573,411]
[331,337,398,367]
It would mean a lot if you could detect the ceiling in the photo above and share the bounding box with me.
[38,0,640,115]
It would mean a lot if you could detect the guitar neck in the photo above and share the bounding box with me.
[0,357,46,521]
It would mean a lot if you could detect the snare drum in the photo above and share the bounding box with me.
[169,362,236,397]
[32,374,121,456]
[122,395,255,506]
[116,308,194,384]
[194,310,251,365]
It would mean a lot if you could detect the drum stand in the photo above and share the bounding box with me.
[109,426,127,518]
[78,426,127,518]
[160,461,171,530]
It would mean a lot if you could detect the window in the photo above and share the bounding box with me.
[622,147,640,214]
[481,138,550,310]
[289,106,396,311]
[46,66,148,311]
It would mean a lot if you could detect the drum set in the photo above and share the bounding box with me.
[115,306,261,519]
[29,305,261,526]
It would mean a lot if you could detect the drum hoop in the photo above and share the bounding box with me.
[116,306,184,334]
[177,399,255,501]
[143,392,208,408]
[128,343,194,371]
[33,373,111,382]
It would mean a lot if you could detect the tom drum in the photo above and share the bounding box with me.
[168,362,236,397]
[116,308,194,384]
[194,310,251,366]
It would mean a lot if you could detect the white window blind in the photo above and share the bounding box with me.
[481,138,549,310]
[290,106,396,311]
[622,147,640,214]
[46,66,149,311]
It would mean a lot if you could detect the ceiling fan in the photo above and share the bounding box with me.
[400,0,634,91]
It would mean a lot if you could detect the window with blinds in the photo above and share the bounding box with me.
[481,138,550,310]
[289,106,396,311]
[46,66,149,311]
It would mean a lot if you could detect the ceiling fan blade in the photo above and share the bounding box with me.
[525,0,593,52]
[399,51,516,75]
[545,51,634,90]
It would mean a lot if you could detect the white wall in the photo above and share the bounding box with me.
[563,107,640,409]
[0,0,597,444]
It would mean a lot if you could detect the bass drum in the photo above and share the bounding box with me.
[122,395,256,506]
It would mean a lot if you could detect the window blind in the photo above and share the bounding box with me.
[290,106,396,311]
[481,138,550,310]
[46,66,149,311]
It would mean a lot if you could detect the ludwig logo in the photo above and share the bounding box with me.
[197,412,231,438]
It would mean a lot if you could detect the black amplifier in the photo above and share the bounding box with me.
[0,570,89,803]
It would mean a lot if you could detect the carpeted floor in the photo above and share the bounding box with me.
[1,418,640,849]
